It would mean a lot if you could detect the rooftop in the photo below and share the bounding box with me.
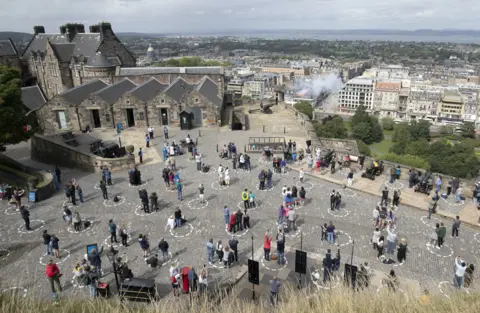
[347,77,374,86]
[92,79,137,104]
[118,67,224,76]
[0,39,18,56]
[21,85,46,113]
[128,78,169,103]
[58,79,108,105]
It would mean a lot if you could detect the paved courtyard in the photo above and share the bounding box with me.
[1,127,480,301]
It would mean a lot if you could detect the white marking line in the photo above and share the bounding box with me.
[376,285,408,300]
[103,196,126,207]
[327,208,350,218]
[438,281,470,299]
[311,270,342,289]
[134,205,157,216]
[39,249,71,265]
[170,223,193,238]
[67,220,94,233]
[62,200,84,208]
[256,183,274,192]
[474,233,480,243]
[166,185,187,193]
[237,201,260,212]
[260,256,288,271]
[71,276,86,289]
[334,230,352,247]
[441,197,465,206]
[17,219,45,234]
[1,287,27,298]
[339,189,356,197]
[384,181,404,190]
[0,248,10,261]
[103,233,132,249]
[225,227,250,237]
[129,180,149,188]
[188,199,209,210]
[296,181,314,190]
[4,204,25,216]
[426,243,453,258]
[420,216,442,229]
[211,182,230,191]
[282,225,302,238]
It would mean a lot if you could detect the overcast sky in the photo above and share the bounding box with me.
[1,0,479,33]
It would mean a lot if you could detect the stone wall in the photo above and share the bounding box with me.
[37,97,80,134]
[31,134,135,172]
[80,95,112,129]
[97,31,136,68]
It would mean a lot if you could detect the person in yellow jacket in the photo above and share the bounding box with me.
[242,189,250,210]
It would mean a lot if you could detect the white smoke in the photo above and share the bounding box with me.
[294,73,343,108]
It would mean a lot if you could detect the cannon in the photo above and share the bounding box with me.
[362,162,377,180]
[414,171,433,194]
[248,101,275,114]
[323,150,335,166]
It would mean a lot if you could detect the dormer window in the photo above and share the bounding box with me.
[126,99,130,105]
[161,99,165,104]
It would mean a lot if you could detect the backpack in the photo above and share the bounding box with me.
[83,274,92,286]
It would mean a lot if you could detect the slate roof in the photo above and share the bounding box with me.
[129,78,168,102]
[93,79,137,105]
[51,43,75,62]
[118,66,224,76]
[22,33,102,62]
[59,79,108,105]
[85,52,115,67]
[164,77,194,103]
[0,39,18,56]
[21,85,46,112]
[195,76,223,107]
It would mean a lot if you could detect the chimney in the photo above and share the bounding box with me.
[64,23,84,42]
[59,26,67,35]
[98,22,113,38]
[89,25,100,33]
[217,78,224,98]
[33,26,45,35]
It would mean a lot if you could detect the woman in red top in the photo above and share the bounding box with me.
[229,213,237,233]
[45,260,63,293]
[264,233,273,261]
[182,267,190,293]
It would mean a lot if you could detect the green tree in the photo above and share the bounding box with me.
[381,117,394,130]
[391,122,410,143]
[315,116,347,139]
[404,139,430,158]
[356,140,371,156]
[370,116,384,142]
[460,122,476,138]
[294,101,313,120]
[351,105,369,128]
[350,106,383,144]
[409,120,430,141]
[352,122,373,144]
[0,66,33,148]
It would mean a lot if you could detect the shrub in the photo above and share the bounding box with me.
[381,153,430,170]
[126,145,134,154]
[381,117,394,130]
[294,101,313,120]
[356,140,371,156]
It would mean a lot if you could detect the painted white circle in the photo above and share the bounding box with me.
[339,188,356,197]
[274,169,289,176]
[200,169,216,175]
[258,157,268,164]
[282,225,302,238]
[474,233,480,243]
[438,281,470,299]
[333,230,352,247]
[225,226,250,237]
[103,233,132,249]
[441,197,465,206]
[376,285,408,300]
[296,181,314,190]
[188,154,206,163]
[420,216,443,229]
[103,196,126,207]
[311,270,342,289]
[260,256,288,271]
[134,205,157,216]
[129,180,149,188]
[71,275,86,288]
[1,287,28,298]
[188,198,209,210]
[384,181,404,190]
[39,249,71,265]
[426,242,453,258]
[67,220,93,233]
[327,208,350,218]
[0,248,10,261]
[233,168,249,174]
[170,223,193,238]
[17,219,45,234]
[256,183,274,192]
[211,181,229,191]
[93,182,111,190]
[62,199,84,208]
[166,185,186,192]
[4,204,25,215]
[158,252,173,267]
[377,202,399,210]
[237,201,261,212]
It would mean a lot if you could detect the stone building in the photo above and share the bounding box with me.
[21,23,135,99]
[80,78,137,129]
[37,79,108,134]
[0,39,20,69]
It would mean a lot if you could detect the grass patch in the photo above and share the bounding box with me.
[369,139,393,156]
[383,129,394,136]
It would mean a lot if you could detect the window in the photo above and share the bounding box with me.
[161,99,165,104]
[126,99,130,105]
[173,110,178,120]
[139,112,145,120]
[56,111,68,129]
[195,98,199,103]
[105,113,111,122]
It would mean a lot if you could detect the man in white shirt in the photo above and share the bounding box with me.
[195,153,202,171]
[299,169,305,183]
[148,126,154,139]
[165,215,176,230]
[185,135,191,144]
[287,208,297,232]
[386,225,397,255]
[454,256,467,288]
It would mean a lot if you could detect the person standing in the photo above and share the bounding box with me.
[20,205,31,231]
[223,205,230,229]
[278,205,285,226]
[452,216,461,238]
[51,234,60,258]
[381,187,389,207]
[436,222,447,249]
[76,185,84,203]
[347,170,354,186]
[195,153,202,171]
[264,231,273,261]
[392,190,400,207]
[229,236,239,263]
[427,197,436,219]
[389,166,396,184]
[385,224,397,255]
[45,260,63,297]
[330,190,336,210]
[43,230,53,256]
[464,264,475,288]
[323,249,333,283]
[269,276,281,306]
[138,148,144,163]
[84,265,98,298]
[299,168,305,183]
[163,125,169,139]
[242,189,249,210]
[276,230,286,265]
[326,221,335,244]
[287,207,297,232]
[145,134,150,148]
[100,180,108,200]
[454,257,467,288]
[176,180,183,201]
[206,238,215,265]
[148,126,154,139]
[88,247,104,277]
[120,226,129,247]
[397,238,407,264]
[109,219,118,243]
[158,238,169,261]
[55,165,62,184]
[105,169,112,186]
[435,176,442,193]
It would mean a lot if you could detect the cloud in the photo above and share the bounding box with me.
[1,0,480,33]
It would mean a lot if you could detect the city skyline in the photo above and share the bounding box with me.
[1,0,480,33]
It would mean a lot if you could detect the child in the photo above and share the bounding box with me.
[73,263,85,285]
[224,168,230,186]
[299,168,304,183]
[321,223,327,241]
[249,191,256,208]
[280,159,287,173]
[316,158,321,172]
[198,184,205,203]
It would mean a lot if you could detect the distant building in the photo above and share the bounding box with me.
[146,44,155,62]
[407,86,442,119]
[373,81,401,118]
[377,65,409,79]
[437,90,464,121]
[337,77,375,113]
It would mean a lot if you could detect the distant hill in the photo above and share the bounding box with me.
[0,32,32,42]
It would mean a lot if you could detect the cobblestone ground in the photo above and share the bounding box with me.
[0,129,479,300]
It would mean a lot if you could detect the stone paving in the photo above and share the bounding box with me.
[1,128,479,301]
